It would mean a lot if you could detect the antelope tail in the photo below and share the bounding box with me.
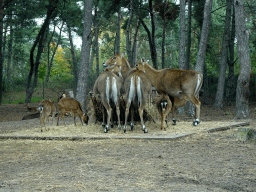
[195,74,203,96]
[136,76,142,106]
[106,76,110,103]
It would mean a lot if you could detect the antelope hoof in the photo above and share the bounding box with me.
[104,128,108,133]
[172,119,177,125]
[144,129,148,133]
[124,125,127,133]
[110,123,114,128]
[130,123,134,131]
[118,125,122,130]
[193,119,200,126]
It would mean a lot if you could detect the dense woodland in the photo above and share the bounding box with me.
[0,0,255,119]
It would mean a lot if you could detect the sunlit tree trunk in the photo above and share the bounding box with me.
[234,0,251,119]
[126,0,133,65]
[76,0,93,109]
[214,0,232,109]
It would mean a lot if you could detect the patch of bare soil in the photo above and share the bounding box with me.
[0,102,256,191]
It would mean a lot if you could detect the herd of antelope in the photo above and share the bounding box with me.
[94,52,203,133]
[23,52,203,134]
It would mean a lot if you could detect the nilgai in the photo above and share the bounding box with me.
[57,97,89,126]
[122,61,152,133]
[93,65,123,133]
[38,99,57,132]
[136,60,203,126]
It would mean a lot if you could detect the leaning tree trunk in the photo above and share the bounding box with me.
[179,0,186,70]
[214,0,232,109]
[25,0,59,103]
[234,0,251,119]
[195,0,213,74]
[131,18,140,66]
[76,0,93,110]
[186,0,212,117]
[138,0,158,69]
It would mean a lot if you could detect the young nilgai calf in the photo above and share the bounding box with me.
[57,97,89,126]
[38,99,57,132]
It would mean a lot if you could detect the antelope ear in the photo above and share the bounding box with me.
[121,52,126,58]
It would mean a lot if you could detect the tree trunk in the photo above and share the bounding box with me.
[25,0,59,103]
[226,5,236,104]
[94,2,99,77]
[7,14,13,89]
[67,24,78,89]
[195,0,213,74]
[185,0,192,70]
[214,0,232,109]
[114,5,121,54]
[45,21,64,85]
[126,0,133,65]
[234,0,251,119]
[179,0,186,70]
[0,0,4,105]
[131,18,140,66]
[138,0,157,68]
[161,0,168,69]
[76,0,93,110]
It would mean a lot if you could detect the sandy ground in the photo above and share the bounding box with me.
[0,102,256,191]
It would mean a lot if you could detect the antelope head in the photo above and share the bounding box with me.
[135,58,149,73]
[104,65,122,78]
[102,52,126,69]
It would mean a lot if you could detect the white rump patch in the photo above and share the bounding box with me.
[128,77,135,103]
[137,76,142,105]
[111,77,118,104]
[106,77,110,103]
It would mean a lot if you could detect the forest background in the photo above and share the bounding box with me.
[0,0,254,119]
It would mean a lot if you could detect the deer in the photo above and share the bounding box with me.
[122,64,152,133]
[38,99,57,132]
[93,65,123,133]
[25,103,38,113]
[57,97,89,126]
[135,59,203,126]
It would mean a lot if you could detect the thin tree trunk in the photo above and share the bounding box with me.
[114,5,121,54]
[25,0,59,103]
[195,0,213,74]
[226,5,236,104]
[179,0,186,70]
[214,0,232,109]
[7,14,13,89]
[131,18,140,66]
[234,0,251,119]
[126,0,133,65]
[185,0,192,70]
[76,0,93,109]
[67,24,78,89]
[138,0,157,69]
[45,21,64,85]
[94,1,99,77]
[161,0,167,69]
